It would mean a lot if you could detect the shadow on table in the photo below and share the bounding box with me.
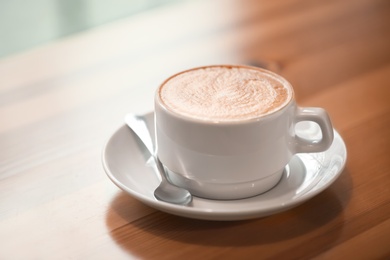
[106,168,352,256]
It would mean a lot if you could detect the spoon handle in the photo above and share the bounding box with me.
[124,114,155,155]
[125,114,167,182]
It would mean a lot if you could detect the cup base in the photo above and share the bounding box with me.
[165,168,284,200]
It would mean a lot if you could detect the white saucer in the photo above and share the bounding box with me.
[102,112,347,221]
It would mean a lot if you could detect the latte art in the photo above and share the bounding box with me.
[159,66,291,121]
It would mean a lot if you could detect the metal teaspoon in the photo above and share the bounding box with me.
[125,113,192,205]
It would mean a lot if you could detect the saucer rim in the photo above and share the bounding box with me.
[102,113,347,220]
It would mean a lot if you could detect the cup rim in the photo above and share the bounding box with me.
[155,64,295,125]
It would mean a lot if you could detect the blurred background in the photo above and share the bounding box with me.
[0,0,181,58]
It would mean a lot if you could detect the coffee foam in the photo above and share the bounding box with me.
[159,66,291,122]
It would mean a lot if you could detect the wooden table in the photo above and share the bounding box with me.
[1,0,389,259]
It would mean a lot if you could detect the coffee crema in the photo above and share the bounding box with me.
[158,65,292,122]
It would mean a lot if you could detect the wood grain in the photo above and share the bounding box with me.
[0,0,389,259]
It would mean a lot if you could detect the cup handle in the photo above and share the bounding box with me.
[293,107,334,153]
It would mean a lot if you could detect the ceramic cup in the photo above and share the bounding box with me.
[155,65,334,200]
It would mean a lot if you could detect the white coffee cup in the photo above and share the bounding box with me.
[155,65,334,200]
